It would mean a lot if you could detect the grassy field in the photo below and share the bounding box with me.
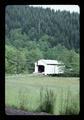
[5,74,80,115]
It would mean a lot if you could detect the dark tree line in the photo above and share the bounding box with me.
[5,5,80,75]
[6,5,80,51]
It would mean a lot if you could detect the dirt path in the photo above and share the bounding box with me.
[5,106,50,115]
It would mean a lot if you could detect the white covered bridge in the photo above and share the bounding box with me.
[33,59,65,75]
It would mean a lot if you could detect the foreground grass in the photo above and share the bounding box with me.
[5,74,80,115]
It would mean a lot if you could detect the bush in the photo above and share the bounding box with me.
[37,88,56,114]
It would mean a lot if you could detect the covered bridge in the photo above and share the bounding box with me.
[33,59,65,75]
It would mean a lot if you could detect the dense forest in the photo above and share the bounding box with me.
[5,5,80,76]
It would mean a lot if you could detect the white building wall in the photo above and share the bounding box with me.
[45,65,64,74]
[44,65,47,75]
[54,65,59,74]
[34,62,38,73]
[45,65,59,74]
[46,65,54,74]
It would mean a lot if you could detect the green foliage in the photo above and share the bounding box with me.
[6,5,79,50]
[7,28,30,48]
[5,45,26,74]
[44,44,66,60]
[5,45,17,73]
[63,50,80,76]
[25,48,43,73]
[37,34,51,51]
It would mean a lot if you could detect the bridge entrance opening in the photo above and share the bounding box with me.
[38,65,44,73]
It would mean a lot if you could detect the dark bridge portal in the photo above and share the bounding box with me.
[38,65,44,73]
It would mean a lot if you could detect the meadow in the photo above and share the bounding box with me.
[5,74,80,115]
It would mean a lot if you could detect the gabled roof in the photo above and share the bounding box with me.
[38,59,63,65]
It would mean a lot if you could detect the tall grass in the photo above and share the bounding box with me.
[12,88,79,115]
[6,75,79,115]
[59,89,79,115]
[36,88,56,114]
[18,89,28,111]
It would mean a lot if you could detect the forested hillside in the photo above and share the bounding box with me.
[5,5,80,75]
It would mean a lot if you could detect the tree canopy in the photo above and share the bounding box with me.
[5,5,80,76]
